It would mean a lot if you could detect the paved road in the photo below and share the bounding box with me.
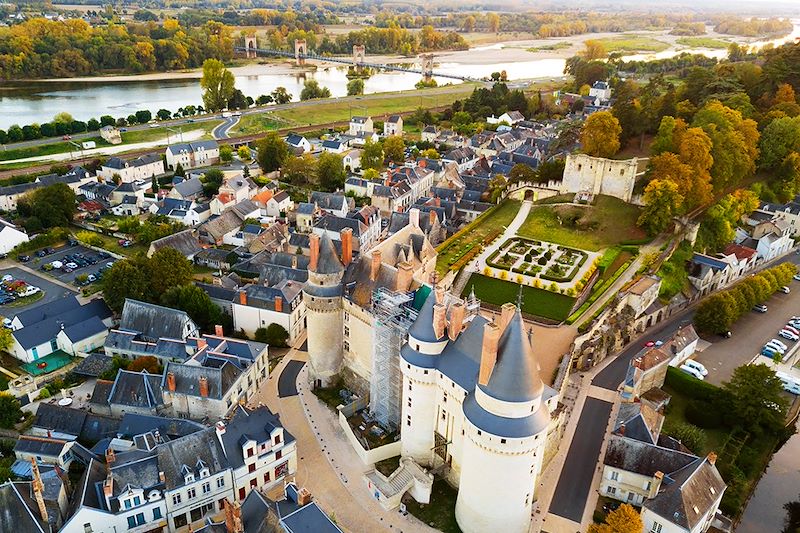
[212,116,240,140]
[278,360,305,397]
[548,397,613,522]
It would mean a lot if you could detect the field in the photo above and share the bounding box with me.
[527,41,572,52]
[590,35,670,53]
[232,114,289,136]
[463,273,576,322]
[517,195,647,251]
[435,200,522,275]
[676,36,731,49]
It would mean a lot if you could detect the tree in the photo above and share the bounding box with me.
[346,78,364,96]
[161,284,224,332]
[255,323,290,347]
[271,87,292,105]
[580,111,621,158]
[638,179,683,235]
[200,58,235,112]
[255,132,289,173]
[488,175,508,202]
[102,257,151,313]
[128,356,162,374]
[383,136,405,163]
[774,83,797,105]
[147,248,193,299]
[17,183,76,229]
[487,12,500,33]
[581,40,607,60]
[462,15,476,32]
[317,152,345,191]
[509,163,537,183]
[361,139,384,171]
[0,393,22,429]
[255,94,273,106]
[759,116,800,171]
[135,110,152,124]
[663,421,706,455]
[300,80,331,101]
[219,145,233,163]
[282,154,317,186]
[238,146,251,161]
[157,109,172,121]
[694,292,738,334]
[588,504,642,533]
[201,169,224,196]
[0,327,12,353]
[724,364,788,432]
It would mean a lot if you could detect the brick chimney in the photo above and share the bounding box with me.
[224,499,244,533]
[429,209,437,227]
[707,452,717,466]
[309,233,320,271]
[199,376,209,398]
[499,302,516,333]
[166,371,176,392]
[298,487,312,506]
[273,295,283,312]
[409,208,420,228]
[434,285,445,304]
[197,338,207,351]
[448,301,465,341]
[105,447,116,467]
[239,290,247,306]
[433,303,447,340]
[340,227,353,266]
[215,324,224,336]
[291,255,298,269]
[619,423,626,436]
[370,250,382,281]
[396,261,414,292]
[30,458,48,524]
[478,322,501,386]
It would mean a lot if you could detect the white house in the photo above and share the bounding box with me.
[98,154,164,183]
[486,110,525,125]
[321,139,347,154]
[264,190,293,217]
[752,219,794,261]
[384,115,404,137]
[348,116,373,136]
[286,133,311,154]
[165,141,220,170]
[0,218,28,254]
[589,80,612,102]
[231,283,306,344]
[343,149,362,173]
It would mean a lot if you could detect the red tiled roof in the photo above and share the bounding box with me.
[724,243,757,261]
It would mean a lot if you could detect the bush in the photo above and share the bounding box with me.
[13,227,69,253]
[685,400,723,429]
[37,388,51,400]
[76,230,103,247]
[665,367,719,401]
[255,323,290,347]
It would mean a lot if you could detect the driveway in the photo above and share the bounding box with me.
[278,360,305,397]
[0,266,76,314]
[548,397,613,522]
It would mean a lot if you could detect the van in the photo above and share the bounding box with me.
[779,329,799,342]
[684,360,708,377]
[679,364,705,380]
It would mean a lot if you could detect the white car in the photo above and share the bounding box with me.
[19,286,40,297]
[50,260,63,269]
[683,360,708,377]
[780,286,791,294]
[770,338,788,350]
[766,341,786,354]
[794,274,800,281]
[785,325,800,337]
[65,262,78,269]
[1,275,12,283]
[680,364,705,380]
[779,329,799,341]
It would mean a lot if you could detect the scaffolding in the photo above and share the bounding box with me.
[370,287,419,429]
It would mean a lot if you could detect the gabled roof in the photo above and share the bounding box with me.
[163,361,241,400]
[173,176,204,198]
[220,405,295,469]
[107,370,163,409]
[34,402,87,437]
[12,298,111,350]
[386,115,402,123]
[604,434,697,478]
[119,299,195,342]
[0,481,48,533]
[148,229,202,258]
[155,427,228,490]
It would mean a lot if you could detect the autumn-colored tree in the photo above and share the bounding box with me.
[638,179,683,235]
[774,83,797,106]
[487,12,500,33]
[582,39,607,60]
[383,135,405,163]
[580,111,621,158]
[200,59,235,112]
[588,504,643,533]
[128,356,162,374]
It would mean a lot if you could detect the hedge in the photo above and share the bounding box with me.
[664,366,720,402]
[13,227,70,253]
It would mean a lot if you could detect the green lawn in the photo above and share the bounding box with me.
[657,241,693,300]
[403,478,461,533]
[232,114,287,136]
[517,195,647,252]
[436,200,521,275]
[118,121,220,144]
[591,35,670,53]
[71,226,148,256]
[462,273,576,322]
[528,41,572,52]
[0,137,107,162]
[676,36,731,49]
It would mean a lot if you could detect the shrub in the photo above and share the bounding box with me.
[255,323,290,347]
[665,367,719,401]
[685,400,723,429]
[76,230,103,247]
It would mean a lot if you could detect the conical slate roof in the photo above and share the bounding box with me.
[407,288,440,343]
[314,232,344,274]
[480,310,544,402]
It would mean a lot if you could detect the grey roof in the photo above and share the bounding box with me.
[156,427,228,490]
[310,191,352,212]
[119,299,195,342]
[386,115,402,123]
[107,453,162,501]
[13,298,111,350]
[173,176,204,198]
[314,214,367,237]
[281,501,343,533]
[14,436,69,458]
[148,229,202,258]
[312,232,344,275]
[73,353,115,377]
[220,405,295,469]
[407,289,440,343]
[107,370,163,409]
[603,434,697,477]
[197,282,238,303]
[117,413,205,440]
[350,116,369,123]
[34,403,87,437]
[163,361,241,400]
[0,481,47,533]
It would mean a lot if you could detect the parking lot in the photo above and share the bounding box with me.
[0,266,76,314]
[695,283,800,386]
[21,244,116,286]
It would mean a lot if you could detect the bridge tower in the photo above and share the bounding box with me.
[294,39,307,66]
[421,54,435,83]
[244,35,257,59]
[353,45,366,70]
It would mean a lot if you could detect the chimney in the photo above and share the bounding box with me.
[434,285,445,304]
[309,233,320,271]
[199,376,209,398]
[298,487,312,506]
[197,338,207,351]
[274,296,283,312]
[105,447,116,467]
[435,197,441,207]
[166,372,176,392]
[224,499,244,533]
[499,302,516,333]
[396,261,414,292]
[448,301,465,341]
[409,208,420,228]
[371,250,382,281]
[478,322,501,386]
[158,471,166,484]
[215,324,224,336]
[215,420,226,437]
[340,227,353,266]
[291,254,298,269]
[429,209,437,227]
[31,458,48,523]
[707,452,717,466]
[433,303,448,340]
[619,423,626,436]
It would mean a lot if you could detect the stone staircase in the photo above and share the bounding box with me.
[364,457,434,510]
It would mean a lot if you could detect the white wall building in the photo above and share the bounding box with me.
[0,218,28,254]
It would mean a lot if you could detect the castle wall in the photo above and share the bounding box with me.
[560,153,639,202]
[342,299,375,391]
[400,364,438,464]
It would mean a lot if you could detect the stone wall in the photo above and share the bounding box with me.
[560,154,640,203]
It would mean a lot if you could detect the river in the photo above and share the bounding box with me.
[0,23,798,130]
[736,419,800,532]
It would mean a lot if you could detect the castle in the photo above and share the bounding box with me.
[560,153,644,202]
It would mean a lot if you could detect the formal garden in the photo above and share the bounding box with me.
[486,237,593,285]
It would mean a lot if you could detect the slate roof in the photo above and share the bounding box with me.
[173,176,204,198]
[119,299,195,342]
[163,361,241,400]
[613,402,663,445]
[14,436,69,458]
[73,353,115,377]
[310,191,352,212]
[286,134,306,147]
[296,202,316,215]
[12,298,111,350]
[0,481,48,533]
[220,405,295,469]
[148,229,202,258]
[312,232,344,275]
[34,403,87,437]
[314,214,367,237]
[604,434,697,477]
[117,413,205,440]
[155,427,228,490]
[107,370,163,409]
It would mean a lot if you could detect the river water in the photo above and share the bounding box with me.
[736,420,800,532]
[0,24,798,130]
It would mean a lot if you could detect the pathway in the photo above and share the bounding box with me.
[471,199,532,273]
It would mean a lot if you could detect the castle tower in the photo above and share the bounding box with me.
[303,232,344,387]
[454,308,548,533]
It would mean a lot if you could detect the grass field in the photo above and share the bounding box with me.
[517,195,647,251]
[463,273,576,322]
[232,114,289,136]
[676,36,731,49]
[0,137,106,162]
[528,41,572,52]
[72,226,148,256]
[271,85,478,126]
[436,200,521,275]
[591,35,670,53]
[658,241,692,300]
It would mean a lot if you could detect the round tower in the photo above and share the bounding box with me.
[455,309,549,533]
[303,232,344,387]
[400,287,449,464]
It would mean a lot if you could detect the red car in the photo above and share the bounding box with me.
[62,135,71,140]
[644,340,656,347]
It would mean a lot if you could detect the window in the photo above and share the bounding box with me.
[442,394,447,403]
[124,499,132,509]
[650,522,662,533]
[153,508,162,520]
[607,486,617,495]
[477,430,481,436]
[172,494,182,505]
[217,477,225,488]
[83,524,93,533]
[441,411,446,420]
[274,434,281,445]
[501,439,506,444]
[343,341,350,352]
[187,487,196,499]
[276,450,282,460]
[135,513,145,526]
[190,507,203,522]
[238,487,246,500]
[247,447,255,457]
[407,415,411,427]
[250,478,257,488]
[264,472,271,483]
[133,496,141,506]
[202,482,211,494]
[610,471,619,481]
[127,517,136,530]
[344,326,349,337]
[248,463,256,473]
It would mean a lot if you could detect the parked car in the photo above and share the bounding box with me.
[718,330,732,339]
[17,255,30,262]
[762,346,779,358]
[67,238,78,246]
[768,338,788,351]
[684,360,708,377]
[753,304,768,313]
[785,325,800,337]
[18,286,40,297]
[779,329,799,341]
[780,286,791,294]
[35,249,47,258]
[87,274,96,283]
[765,342,786,355]
[1,275,12,283]
[65,262,78,270]
[679,364,705,380]
[794,274,800,281]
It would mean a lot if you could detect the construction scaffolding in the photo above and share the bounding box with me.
[370,287,419,429]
